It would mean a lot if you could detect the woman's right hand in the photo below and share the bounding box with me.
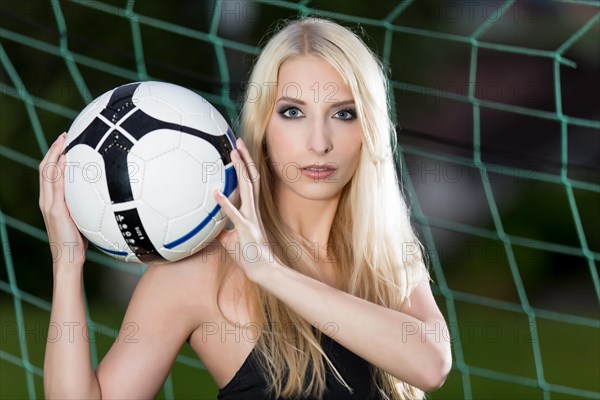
[38,132,88,269]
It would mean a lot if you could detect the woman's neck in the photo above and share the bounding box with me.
[272,184,340,259]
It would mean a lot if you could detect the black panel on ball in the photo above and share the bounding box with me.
[120,109,234,165]
[100,83,141,123]
[114,208,165,263]
[62,117,111,155]
[97,131,135,204]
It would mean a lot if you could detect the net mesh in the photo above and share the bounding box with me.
[0,0,598,399]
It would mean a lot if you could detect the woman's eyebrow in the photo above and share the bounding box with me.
[276,96,306,105]
[275,97,355,107]
[330,99,355,107]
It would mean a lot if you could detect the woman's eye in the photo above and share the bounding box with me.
[334,109,357,121]
[279,107,304,119]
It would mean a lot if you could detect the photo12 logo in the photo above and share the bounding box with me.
[1,321,139,344]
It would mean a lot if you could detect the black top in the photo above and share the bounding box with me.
[217,334,382,399]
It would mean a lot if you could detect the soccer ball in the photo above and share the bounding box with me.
[62,81,238,263]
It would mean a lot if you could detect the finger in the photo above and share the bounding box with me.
[39,132,65,168]
[213,188,245,227]
[39,133,67,211]
[51,153,68,212]
[39,133,62,204]
[235,139,261,207]
[231,149,254,214]
[236,138,259,182]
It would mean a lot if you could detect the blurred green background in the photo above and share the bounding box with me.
[1,1,598,399]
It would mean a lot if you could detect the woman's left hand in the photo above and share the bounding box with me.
[213,138,276,282]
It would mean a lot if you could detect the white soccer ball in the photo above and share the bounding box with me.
[62,81,238,263]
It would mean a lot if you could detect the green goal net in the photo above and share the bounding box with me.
[1,1,598,399]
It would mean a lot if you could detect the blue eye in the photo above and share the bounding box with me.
[278,107,304,119]
[334,109,357,121]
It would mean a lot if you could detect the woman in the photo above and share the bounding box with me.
[41,17,451,399]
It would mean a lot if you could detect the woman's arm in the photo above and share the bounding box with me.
[40,133,208,399]
[44,258,209,399]
[214,139,451,392]
[253,263,452,392]
[40,133,100,398]
[44,265,101,399]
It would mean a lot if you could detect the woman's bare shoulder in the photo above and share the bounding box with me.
[94,241,230,398]
[138,241,231,324]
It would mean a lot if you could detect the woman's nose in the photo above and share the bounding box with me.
[307,122,333,155]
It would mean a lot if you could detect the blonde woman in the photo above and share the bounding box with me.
[41,17,451,399]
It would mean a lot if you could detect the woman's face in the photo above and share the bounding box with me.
[265,55,362,201]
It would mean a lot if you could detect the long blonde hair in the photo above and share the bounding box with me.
[213,17,429,399]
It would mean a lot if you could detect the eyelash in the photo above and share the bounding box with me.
[335,108,357,120]
[277,106,303,119]
[276,106,357,121]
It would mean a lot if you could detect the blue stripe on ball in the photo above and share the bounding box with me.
[164,164,237,250]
